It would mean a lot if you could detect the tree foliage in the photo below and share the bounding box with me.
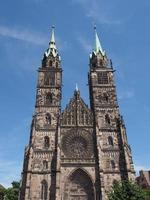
[143,189,150,200]
[4,181,20,200]
[108,180,146,200]
[0,185,5,200]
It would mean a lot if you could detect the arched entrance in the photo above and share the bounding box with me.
[64,169,95,200]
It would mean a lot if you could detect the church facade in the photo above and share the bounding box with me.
[20,27,135,200]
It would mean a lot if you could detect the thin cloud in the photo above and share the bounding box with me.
[77,36,92,53]
[71,0,122,25]
[0,25,70,54]
[118,89,135,100]
[0,25,47,45]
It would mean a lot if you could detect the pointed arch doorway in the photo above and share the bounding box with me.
[63,169,95,200]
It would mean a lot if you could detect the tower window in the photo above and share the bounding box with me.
[110,160,116,169]
[108,136,114,146]
[44,136,50,148]
[49,60,52,66]
[43,160,48,170]
[44,72,55,86]
[46,93,53,105]
[56,62,58,68]
[41,180,48,200]
[105,114,111,124]
[103,93,109,102]
[45,113,51,124]
[97,72,108,84]
[50,71,55,85]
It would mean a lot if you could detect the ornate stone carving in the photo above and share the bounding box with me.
[61,91,93,126]
[64,169,95,200]
[61,129,94,158]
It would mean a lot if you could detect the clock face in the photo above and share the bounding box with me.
[61,129,93,158]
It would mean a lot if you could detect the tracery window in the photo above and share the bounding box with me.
[97,72,108,84]
[41,180,48,200]
[44,136,50,148]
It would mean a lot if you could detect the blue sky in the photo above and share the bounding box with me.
[0,0,150,187]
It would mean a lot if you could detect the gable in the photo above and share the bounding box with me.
[61,91,93,126]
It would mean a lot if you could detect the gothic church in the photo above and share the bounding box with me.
[20,27,135,200]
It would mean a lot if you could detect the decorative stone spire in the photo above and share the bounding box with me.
[44,26,58,58]
[93,26,105,56]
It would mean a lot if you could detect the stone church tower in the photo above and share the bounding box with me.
[20,27,135,200]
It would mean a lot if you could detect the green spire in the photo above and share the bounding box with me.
[44,26,58,57]
[94,26,105,56]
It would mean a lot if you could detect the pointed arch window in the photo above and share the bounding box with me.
[108,136,114,146]
[103,93,109,102]
[105,114,111,124]
[49,60,52,66]
[46,93,53,105]
[110,160,116,169]
[41,180,48,200]
[45,113,51,124]
[43,160,48,170]
[56,61,58,68]
[44,136,50,148]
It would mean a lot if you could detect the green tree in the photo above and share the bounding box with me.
[108,180,146,200]
[143,189,150,200]
[0,185,5,200]
[4,181,20,200]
